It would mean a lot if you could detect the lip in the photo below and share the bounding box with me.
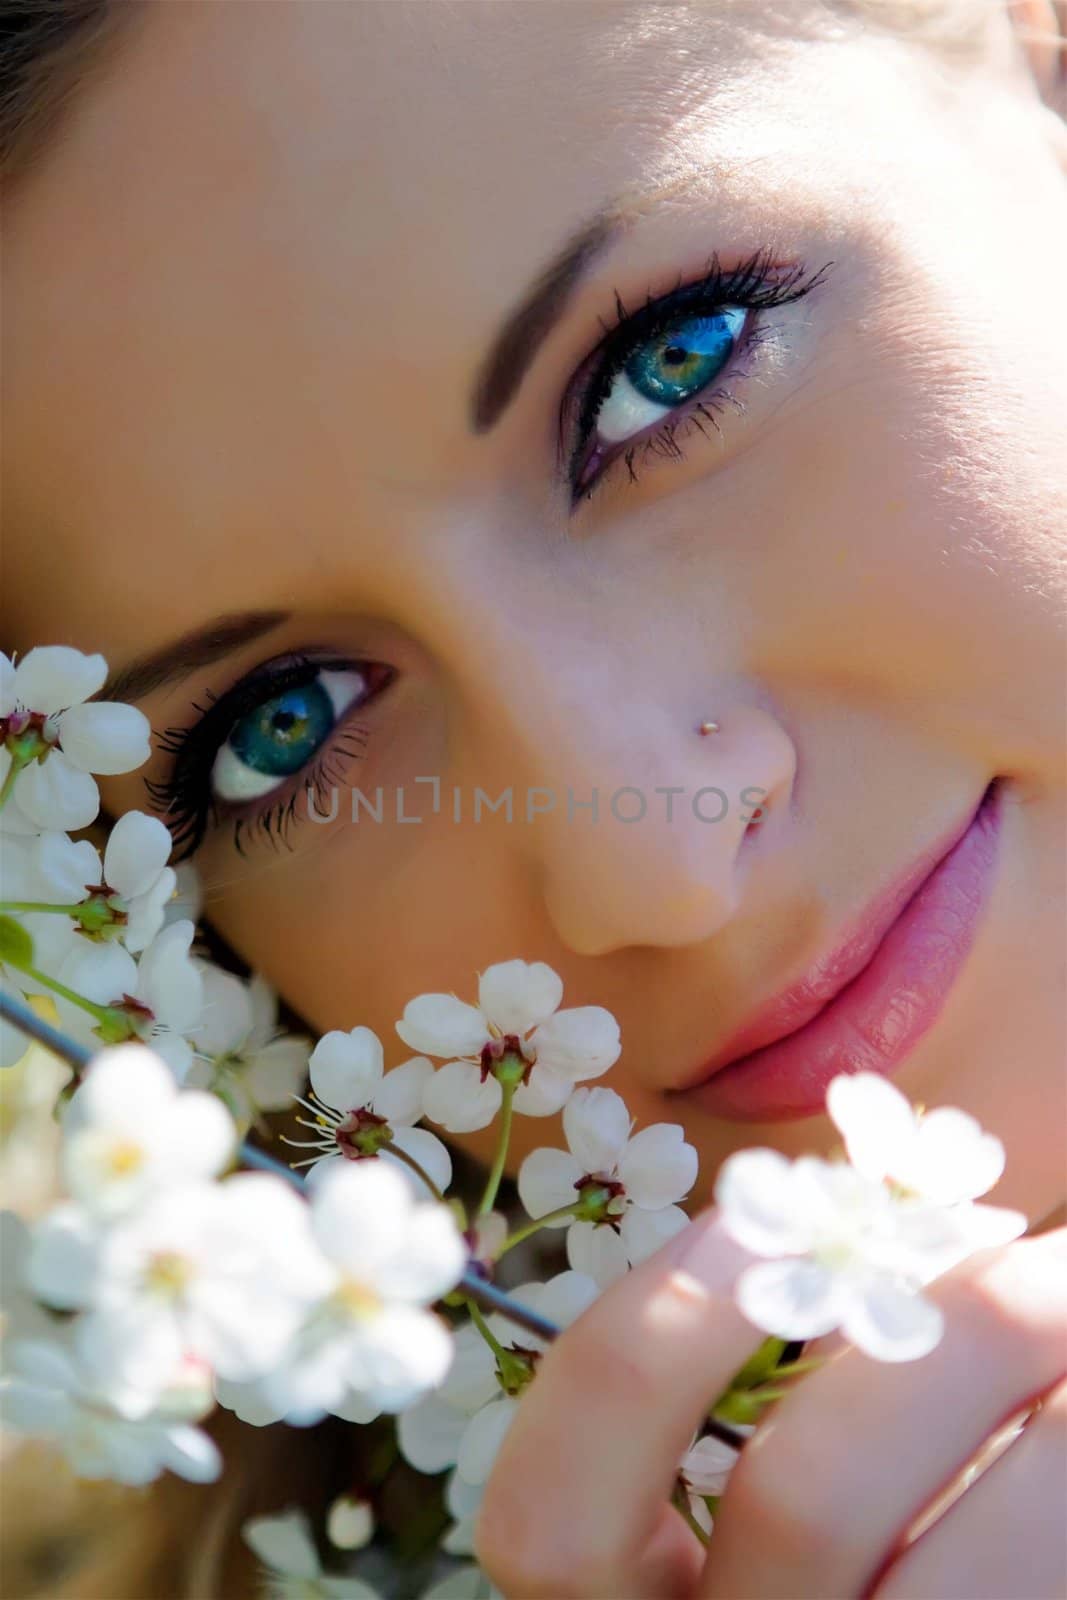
[676,781,1003,1121]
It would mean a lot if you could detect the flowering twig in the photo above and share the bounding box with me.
[0,988,567,1349]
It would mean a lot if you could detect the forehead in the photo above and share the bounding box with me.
[2,0,895,647]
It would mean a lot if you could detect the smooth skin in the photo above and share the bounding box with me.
[2,2,1065,1594]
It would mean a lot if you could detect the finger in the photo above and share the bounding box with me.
[476,1209,762,1600]
[874,1377,1067,1599]
[699,1230,1067,1600]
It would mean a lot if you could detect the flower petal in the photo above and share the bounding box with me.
[27,1205,101,1309]
[13,647,107,714]
[193,966,253,1057]
[529,1005,621,1083]
[565,1220,630,1287]
[619,1202,689,1265]
[56,701,152,776]
[15,755,99,831]
[714,1148,812,1256]
[512,1063,574,1118]
[159,1424,223,1484]
[734,1258,848,1341]
[388,1125,453,1199]
[310,1027,384,1112]
[422,1061,501,1133]
[562,1086,630,1174]
[457,1397,518,1486]
[618,1123,697,1209]
[682,1434,738,1495]
[136,921,202,1032]
[843,1279,945,1362]
[517,1146,582,1220]
[103,811,172,899]
[242,1511,321,1580]
[397,1391,469,1473]
[395,993,488,1059]
[826,1071,917,1186]
[245,1039,310,1111]
[477,960,563,1034]
[373,1056,433,1126]
[908,1108,1006,1204]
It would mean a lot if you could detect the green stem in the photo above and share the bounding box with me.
[496,1203,580,1258]
[0,757,23,813]
[763,1357,824,1383]
[18,965,114,1026]
[671,1482,710,1548]
[466,1299,509,1364]
[385,1141,444,1201]
[0,901,83,916]
[477,1080,516,1217]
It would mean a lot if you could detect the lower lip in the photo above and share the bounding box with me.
[683,783,1003,1121]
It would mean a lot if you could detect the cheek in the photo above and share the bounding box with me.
[686,317,1066,771]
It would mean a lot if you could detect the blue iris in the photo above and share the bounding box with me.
[624,311,741,407]
[228,682,335,777]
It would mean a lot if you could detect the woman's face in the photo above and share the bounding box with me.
[3,2,1064,1215]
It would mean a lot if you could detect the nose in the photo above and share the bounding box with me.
[466,653,797,956]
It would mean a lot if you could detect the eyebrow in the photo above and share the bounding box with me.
[100,610,290,703]
[469,209,623,433]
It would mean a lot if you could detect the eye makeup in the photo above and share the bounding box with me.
[560,248,832,502]
[146,652,394,860]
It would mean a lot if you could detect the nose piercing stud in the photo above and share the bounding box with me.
[697,720,720,736]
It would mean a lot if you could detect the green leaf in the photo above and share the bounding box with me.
[0,914,34,970]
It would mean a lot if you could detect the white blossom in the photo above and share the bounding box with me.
[28,1173,329,1416]
[0,647,151,832]
[678,1433,738,1534]
[398,1271,599,1487]
[402,960,620,1132]
[56,919,204,1081]
[243,1510,382,1599]
[243,1162,467,1424]
[517,1088,695,1286]
[283,1026,451,1199]
[188,966,310,1125]
[0,1338,221,1486]
[60,1043,235,1217]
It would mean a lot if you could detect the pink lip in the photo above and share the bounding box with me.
[677,782,1003,1121]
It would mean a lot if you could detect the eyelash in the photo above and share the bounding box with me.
[563,247,832,504]
[146,653,391,861]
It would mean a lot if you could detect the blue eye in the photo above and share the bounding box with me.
[595,307,746,446]
[211,668,367,801]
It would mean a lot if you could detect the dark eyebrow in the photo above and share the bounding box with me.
[100,611,290,703]
[469,209,623,434]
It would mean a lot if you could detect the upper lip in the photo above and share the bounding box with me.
[674,785,993,1091]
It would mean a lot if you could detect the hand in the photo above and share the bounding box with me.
[476,1214,1067,1598]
